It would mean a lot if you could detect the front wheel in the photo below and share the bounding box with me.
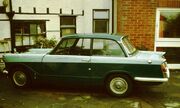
[10,68,31,88]
[106,74,133,97]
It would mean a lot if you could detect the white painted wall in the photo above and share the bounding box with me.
[0,21,10,40]
[10,0,112,40]
[0,0,112,52]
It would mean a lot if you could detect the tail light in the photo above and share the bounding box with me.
[161,63,166,73]
[161,62,170,78]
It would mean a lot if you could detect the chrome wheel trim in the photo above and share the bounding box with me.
[13,71,27,87]
[110,77,128,95]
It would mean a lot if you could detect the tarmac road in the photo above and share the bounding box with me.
[0,70,180,108]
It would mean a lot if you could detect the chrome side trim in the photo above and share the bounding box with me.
[134,77,168,82]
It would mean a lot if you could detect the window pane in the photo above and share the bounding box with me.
[157,47,180,63]
[23,36,30,45]
[82,39,91,50]
[30,24,37,34]
[94,20,108,33]
[38,24,45,34]
[15,25,23,34]
[0,6,6,13]
[54,39,76,55]
[122,37,136,55]
[15,35,22,46]
[61,28,75,36]
[61,17,76,25]
[30,36,36,45]
[23,25,30,34]
[93,39,125,56]
[70,39,91,55]
[94,10,109,19]
[159,11,180,38]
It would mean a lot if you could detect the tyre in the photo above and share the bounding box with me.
[10,68,31,88]
[106,74,133,97]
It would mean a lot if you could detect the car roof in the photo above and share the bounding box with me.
[62,33,126,41]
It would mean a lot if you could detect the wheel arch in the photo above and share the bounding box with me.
[104,70,134,84]
[7,63,35,80]
[104,70,134,97]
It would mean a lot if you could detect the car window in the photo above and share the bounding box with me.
[92,39,125,57]
[53,38,77,55]
[122,37,136,55]
[69,39,91,56]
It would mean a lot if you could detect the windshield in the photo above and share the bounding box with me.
[122,37,137,55]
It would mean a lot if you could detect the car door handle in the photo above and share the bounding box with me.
[81,59,90,62]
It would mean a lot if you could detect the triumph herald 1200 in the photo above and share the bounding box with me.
[3,34,170,97]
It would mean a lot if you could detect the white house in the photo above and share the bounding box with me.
[0,0,116,52]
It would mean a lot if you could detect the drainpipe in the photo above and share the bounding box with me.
[112,0,117,34]
[6,0,15,53]
[112,0,114,34]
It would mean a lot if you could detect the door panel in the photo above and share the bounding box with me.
[41,55,91,85]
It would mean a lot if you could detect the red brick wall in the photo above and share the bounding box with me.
[117,0,157,50]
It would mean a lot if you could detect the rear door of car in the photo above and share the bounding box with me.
[41,38,92,85]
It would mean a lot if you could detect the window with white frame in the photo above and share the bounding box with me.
[155,9,180,68]
[60,16,76,36]
[157,9,180,39]
[93,9,109,33]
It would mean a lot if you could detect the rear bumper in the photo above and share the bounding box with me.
[134,63,170,83]
[134,77,168,82]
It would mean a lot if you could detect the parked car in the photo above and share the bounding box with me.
[2,34,170,97]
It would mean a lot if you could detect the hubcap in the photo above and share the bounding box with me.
[110,77,128,95]
[13,71,27,87]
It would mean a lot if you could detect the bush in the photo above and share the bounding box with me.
[34,37,57,48]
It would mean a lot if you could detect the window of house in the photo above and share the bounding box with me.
[92,39,125,57]
[155,9,180,69]
[14,21,46,47]
[60,16,76,36]
[0,6,6,13]
[157,9,180,38]
[93,9,109,33]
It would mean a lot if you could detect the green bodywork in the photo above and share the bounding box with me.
[3,34,167,86]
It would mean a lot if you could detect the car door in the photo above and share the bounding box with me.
[90,39,126,85]
[41,38,92,85]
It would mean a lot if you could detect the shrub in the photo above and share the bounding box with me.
[34,37,57,48]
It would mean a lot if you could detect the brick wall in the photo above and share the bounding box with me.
[117,0,157,50]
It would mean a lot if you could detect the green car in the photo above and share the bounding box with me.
[3,34,170,97]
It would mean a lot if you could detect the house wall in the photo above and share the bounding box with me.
[117,0,157,50]
[117,0,180,69]
[11,0,112,39]
[0,0,113,52]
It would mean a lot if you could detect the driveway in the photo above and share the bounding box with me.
[0,70,180,108]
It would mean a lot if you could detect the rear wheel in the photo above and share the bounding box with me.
[106,74,133,97]
[10,68,31,88]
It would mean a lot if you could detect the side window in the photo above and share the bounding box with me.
[54,39,77,55]
[69,39,91,56]
[92,39,125,57]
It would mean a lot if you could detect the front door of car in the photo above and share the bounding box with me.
[41,38,92,86]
